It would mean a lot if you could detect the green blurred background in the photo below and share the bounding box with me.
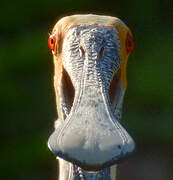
[0,0,173,179]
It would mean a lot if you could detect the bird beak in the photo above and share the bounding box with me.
[48,23,135,171]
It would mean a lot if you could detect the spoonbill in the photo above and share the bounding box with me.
[47,14,135,180]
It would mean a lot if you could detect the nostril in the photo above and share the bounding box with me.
[118,145,122,149]
[99,46,104,59]
[79,46,85,58]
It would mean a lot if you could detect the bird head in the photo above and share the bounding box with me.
[48,14,135,171]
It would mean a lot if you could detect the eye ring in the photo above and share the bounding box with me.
[125,32,135,55]
[48,33,56,51]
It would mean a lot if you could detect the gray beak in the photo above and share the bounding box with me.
[48,25,135,170]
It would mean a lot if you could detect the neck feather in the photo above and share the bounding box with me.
[57,158,117,180]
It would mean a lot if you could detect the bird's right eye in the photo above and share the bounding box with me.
[48,33,56,51]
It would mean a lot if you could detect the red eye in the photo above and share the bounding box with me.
[126,32,135,55]
[48,34,56,51]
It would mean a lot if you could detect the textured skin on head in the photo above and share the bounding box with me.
[52,14,132,105]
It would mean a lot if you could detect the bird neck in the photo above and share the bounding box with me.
[57,158,117,180]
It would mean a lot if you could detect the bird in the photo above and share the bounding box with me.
[47,14,135,180]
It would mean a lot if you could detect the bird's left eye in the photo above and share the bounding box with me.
[48,34,56,51]
[125,32,135,55]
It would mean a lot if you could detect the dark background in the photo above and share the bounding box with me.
[1,0,173,179]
